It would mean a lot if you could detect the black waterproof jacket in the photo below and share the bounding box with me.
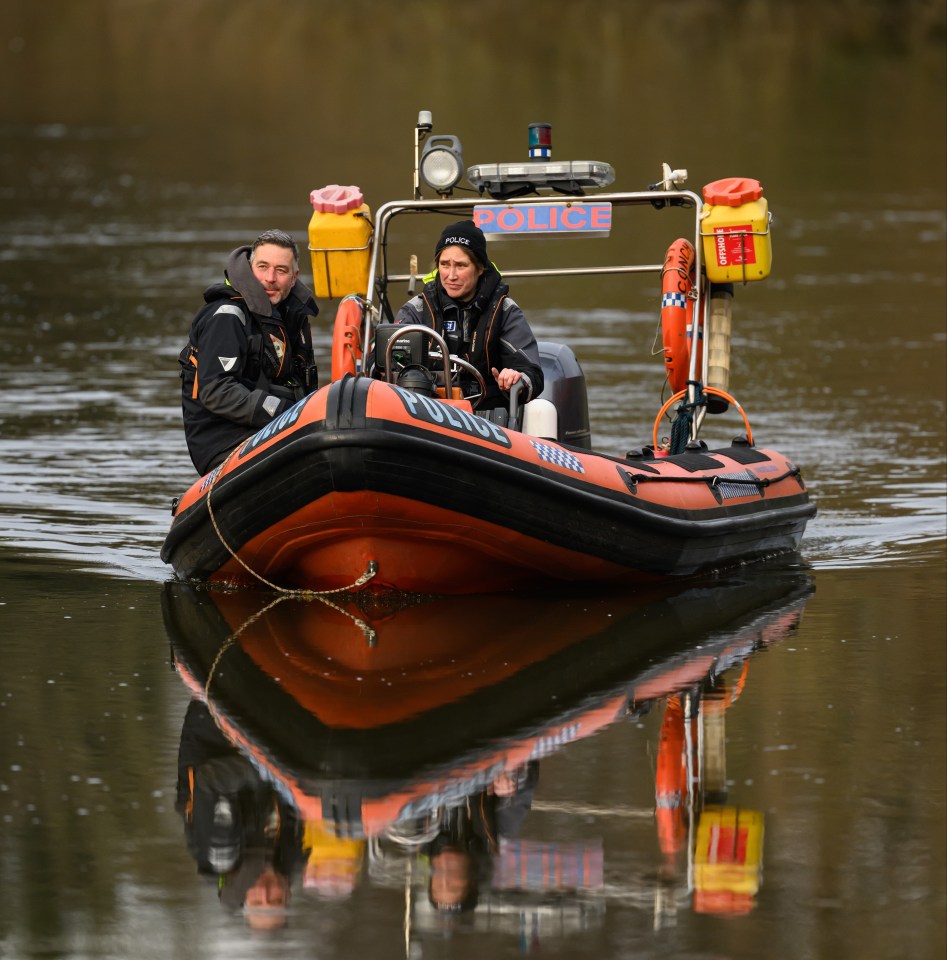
[174,701,304,898]
[179,246,318,474]
[395,266,543,409]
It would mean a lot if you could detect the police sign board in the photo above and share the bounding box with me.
[474,202,612,239]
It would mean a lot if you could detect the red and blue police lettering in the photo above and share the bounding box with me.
[474,202,612,236]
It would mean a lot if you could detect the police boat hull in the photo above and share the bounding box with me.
[159,374,814,594]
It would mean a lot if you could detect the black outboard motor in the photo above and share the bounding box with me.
[537,342,591,449]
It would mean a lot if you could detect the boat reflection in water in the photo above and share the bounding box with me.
[163,566,812,938]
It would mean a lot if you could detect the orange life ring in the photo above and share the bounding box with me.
[661,239,699,394]
[331,296,364,381]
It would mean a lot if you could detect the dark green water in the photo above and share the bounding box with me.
[1,3,945,958]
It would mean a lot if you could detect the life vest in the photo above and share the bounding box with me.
[414,273,509,405]
[179,295,308,399]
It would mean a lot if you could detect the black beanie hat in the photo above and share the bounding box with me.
[434,220,489,268]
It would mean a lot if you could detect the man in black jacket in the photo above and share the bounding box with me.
[178,229,319,474]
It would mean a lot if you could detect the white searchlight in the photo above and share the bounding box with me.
[419,135,464,196]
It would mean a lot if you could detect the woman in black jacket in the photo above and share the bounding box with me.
[395,220,544,411]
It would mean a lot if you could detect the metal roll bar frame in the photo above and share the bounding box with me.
[360,188,713,440]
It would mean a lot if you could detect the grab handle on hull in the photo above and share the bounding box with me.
[652,386,753,451]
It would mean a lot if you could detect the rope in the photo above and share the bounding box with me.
[204,444,378,596]
[196,428,380,708]
[203,592,377,698]
[624,466,802,488]
[668,381,705,454]
[310,595,377,646]
[652,386,753,450]
[203,592,287,698]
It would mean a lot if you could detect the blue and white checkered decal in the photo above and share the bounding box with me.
[717,470,762,499]
[531,440,585,473]
[198,464,223,492]
[661,291,688,310]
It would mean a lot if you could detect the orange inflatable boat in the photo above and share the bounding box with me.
[161,121,814,594]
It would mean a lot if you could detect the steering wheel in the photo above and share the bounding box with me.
[446,356,487,410]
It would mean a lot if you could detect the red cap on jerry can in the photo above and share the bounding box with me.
[702,178,763,206]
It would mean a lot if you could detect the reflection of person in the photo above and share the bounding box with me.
[220,853,293,930]
[426,800,493,913]
[395,220,544,410]
[178,229,319,474]
[174,701,304,927]
[425,762,539,913]
[492,761,539,839]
